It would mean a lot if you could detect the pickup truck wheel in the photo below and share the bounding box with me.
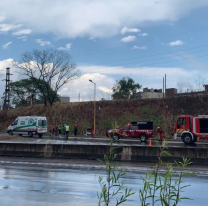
[140,134,147,142]
[28,132,33,138]
[38,134,43,138]
[182,134,193,144]
[113,134,120,140]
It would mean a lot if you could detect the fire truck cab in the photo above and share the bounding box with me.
[174,115,208,144]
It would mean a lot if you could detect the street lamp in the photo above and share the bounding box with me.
[89,79,96,136]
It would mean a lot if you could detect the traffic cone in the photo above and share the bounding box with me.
[149,138,152,147]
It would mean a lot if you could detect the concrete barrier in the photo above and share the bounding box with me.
[0,142,208,164]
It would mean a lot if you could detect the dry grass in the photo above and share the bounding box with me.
[1,95,208,138]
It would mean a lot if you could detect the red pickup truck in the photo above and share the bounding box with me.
[106,121,155,142]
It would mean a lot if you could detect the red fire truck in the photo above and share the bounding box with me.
[174,115,208,144]
[106,121,155,142]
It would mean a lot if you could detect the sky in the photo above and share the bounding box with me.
[1,0,208,102]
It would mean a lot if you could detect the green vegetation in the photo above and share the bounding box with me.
[112,76,141,100]
[98,123,194,205]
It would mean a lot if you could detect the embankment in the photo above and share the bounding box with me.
[0,95,208,137]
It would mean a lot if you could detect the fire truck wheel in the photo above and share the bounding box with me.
[140,134,147,142]
[182,134,192,144]
[113,134,120,140]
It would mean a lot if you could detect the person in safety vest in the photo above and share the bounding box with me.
[157,127,163,141]
[65,124,69,139]
[58,124,62,135]
[74,122,78,136]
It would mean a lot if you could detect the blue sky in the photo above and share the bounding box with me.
[1,0,208,102]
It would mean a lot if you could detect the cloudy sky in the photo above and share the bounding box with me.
[1,0,208,102]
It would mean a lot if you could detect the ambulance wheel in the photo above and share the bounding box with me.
[182,134,192,144]
[140,134,147,142]
[38,134,43,138]
[8,130,13,136]
[28,132,33,138]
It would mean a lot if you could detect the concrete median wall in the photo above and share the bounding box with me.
[0,142,208,165]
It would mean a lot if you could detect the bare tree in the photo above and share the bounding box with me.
[195,75,207,91]
[13,48,79,106]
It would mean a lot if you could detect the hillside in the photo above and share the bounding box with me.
[1,95,208,138]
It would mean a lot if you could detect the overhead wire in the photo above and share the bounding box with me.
[73,26,208,57]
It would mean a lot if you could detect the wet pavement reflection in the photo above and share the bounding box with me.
[0,166,207,206]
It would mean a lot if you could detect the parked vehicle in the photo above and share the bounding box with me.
[174,115,208,144]
[7,116,47,138]
[106,121,155,142]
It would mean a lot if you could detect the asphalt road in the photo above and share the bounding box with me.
[0,160,207,206]
[1,135,208,148]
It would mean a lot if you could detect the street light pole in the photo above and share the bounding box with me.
[89,80,96,136]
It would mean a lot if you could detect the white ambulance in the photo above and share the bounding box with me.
[7,116,47,138]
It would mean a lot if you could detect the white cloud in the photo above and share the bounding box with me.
[0,16,5,22]
[121,35,136,43]
[59,73,115,101]
[78,65,199,79]
[120,27,140,35]
[0,23,22,32]
[132,46,147,50]
[2,42,12,49]
[98,87,112,93]
[168,40,184,46]
[36,39,51,46]
[58,43,72,50]
[0,0,207,38]
[12,29,32,36]
[140,33,148,36]
[17,35,27,41]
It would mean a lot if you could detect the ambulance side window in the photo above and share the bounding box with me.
[13,119,18,126]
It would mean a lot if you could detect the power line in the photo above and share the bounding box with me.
[110,48,208,67]
[73,27,208,57]
[94,44,208,66]
[130,53,208,68]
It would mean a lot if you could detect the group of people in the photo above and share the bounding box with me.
[49,122,94,138]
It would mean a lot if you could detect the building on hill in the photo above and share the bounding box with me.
[166,84,208,97]
[135,87,163,99]
[60,96,70,103]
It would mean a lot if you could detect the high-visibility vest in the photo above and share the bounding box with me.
[65,125,69,131]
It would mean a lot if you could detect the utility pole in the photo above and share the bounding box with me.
[89,80,96,136]
[78,93,80,102]
[165,74,166,98]
[163,77,164,98]
[2,67,13,110]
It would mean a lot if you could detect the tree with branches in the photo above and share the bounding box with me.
[112,76,141,100]
[13,48,79,106]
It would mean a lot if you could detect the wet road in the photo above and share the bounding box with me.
[1,136,208,148]
[0,164,207,206]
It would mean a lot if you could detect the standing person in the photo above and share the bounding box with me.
[91,124,94,137]
[65,124,69,139]
[52,124,55,135]
[80,123,84,136]
[55,123,59,136]
[157,127,163,141]
[74,122,78,137]
[49,124,53,136]
[62,124,65,135]
[58,124,62,135]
